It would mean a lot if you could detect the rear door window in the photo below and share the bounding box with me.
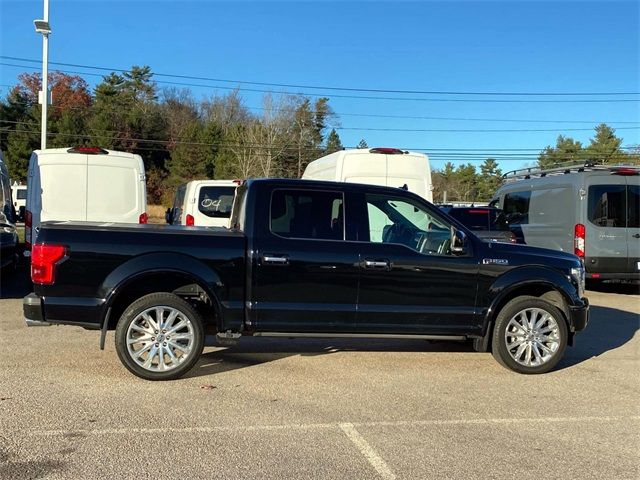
[503,191,531,224]
[588,185,626,228]
[270,189,344,240]
[198,186,236,219]
[16,189,27,200]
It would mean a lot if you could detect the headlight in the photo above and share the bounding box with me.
[570,266,585,297]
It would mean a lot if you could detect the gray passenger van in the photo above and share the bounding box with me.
[491,164,639,280]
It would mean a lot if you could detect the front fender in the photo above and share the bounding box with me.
[482,265,581,331]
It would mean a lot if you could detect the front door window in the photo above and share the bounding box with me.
[365,194,453,255]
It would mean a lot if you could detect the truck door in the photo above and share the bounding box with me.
[250,186,359,332]
[354,191,480,335]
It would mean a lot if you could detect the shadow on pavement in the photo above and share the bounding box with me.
[187,304,639,378]
[587,281,640,295]
[186,336,471,378]
[557,304,639,369]
[0,265,32,299]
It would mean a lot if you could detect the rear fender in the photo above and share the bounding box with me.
[99,252,224,329]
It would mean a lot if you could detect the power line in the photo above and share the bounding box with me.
[2,61,639,104]
[5,97,639,126]
[2,55,637,96]
[5,116,639,135]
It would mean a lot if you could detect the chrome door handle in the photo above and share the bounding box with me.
[364,259,390,269]
[262,255,289,265]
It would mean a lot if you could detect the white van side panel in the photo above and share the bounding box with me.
[301,152,340,181]
[39,155,88,222]
[303,150,433,202]
[341,152,387,187]
[87,155,145,222]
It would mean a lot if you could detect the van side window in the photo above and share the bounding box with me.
[588,185,626,228]
[270,189,344,241]
[628,186,639,229]
[503,191,531,224]
[365,194,453,255]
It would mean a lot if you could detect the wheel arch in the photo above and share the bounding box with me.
[98,253,225,348]
[475,267,578,352]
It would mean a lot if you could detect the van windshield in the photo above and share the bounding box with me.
[198,186,236,218]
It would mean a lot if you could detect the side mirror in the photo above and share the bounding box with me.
[165,208,172,224]
[451,227,467,255]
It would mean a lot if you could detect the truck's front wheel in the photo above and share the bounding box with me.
[115,293,204,380]
[492,296,568,374]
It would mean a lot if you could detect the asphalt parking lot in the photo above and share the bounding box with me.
[1,267,638,480]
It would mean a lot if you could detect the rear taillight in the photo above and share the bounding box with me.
[509,232,517,243]
[185,214,195,226]
[31,244,66,285]
[24,210,32,249]
[67,146,109,155]
[139,212,148,224]
[574,223,585,258]
[369,147,405,155]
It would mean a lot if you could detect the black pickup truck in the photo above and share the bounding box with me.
[24,178,589,380]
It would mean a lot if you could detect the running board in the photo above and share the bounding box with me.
[252,332,466,341]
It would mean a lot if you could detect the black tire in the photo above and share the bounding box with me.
[115,293,205,381]
[491,296,568,374]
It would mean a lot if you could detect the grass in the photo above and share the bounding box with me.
[147,204,167,224]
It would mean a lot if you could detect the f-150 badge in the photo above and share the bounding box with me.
[482,258,509,265]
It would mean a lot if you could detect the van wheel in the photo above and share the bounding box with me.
[115,293,204,381]
[492,296,567,374]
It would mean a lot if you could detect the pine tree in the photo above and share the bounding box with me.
[325,129,343,153]
[584,124,624,164]
[357,139,368,149]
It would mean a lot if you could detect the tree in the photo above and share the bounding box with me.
[584,123,625,164]
[477,158,503,201]
[357,139,368,149]
[538,135,584,169]
[325,129,343,154]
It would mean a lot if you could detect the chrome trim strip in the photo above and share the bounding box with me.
[252,332,466,340]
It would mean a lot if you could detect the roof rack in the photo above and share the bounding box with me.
[502,161,639,181]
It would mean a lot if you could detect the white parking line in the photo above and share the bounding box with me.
[339,422,396,480]
[12,415,640,438]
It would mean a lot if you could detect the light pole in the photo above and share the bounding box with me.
[34,0,51,150]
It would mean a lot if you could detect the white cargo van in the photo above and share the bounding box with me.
[166,179,240,228]
[25,147,147,249]
[302,147,433,202]
[11,183,27,221]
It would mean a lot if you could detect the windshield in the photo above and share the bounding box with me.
[198,186,236,218]
[447,208,509,231]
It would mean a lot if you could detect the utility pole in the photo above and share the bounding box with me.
[34,0,51,149]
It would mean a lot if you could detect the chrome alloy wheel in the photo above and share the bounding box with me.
[126,306,195,372]
[504,308,561,367]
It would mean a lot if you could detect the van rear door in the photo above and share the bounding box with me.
[39,153,88,223]
[626,179,640,275]
[87,154,143,223]
[585,177,628,276]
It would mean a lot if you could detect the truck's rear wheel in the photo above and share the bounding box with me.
[492,296,567,374]
[115,293,204,380]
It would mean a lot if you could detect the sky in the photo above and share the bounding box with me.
[1,0,639,171]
